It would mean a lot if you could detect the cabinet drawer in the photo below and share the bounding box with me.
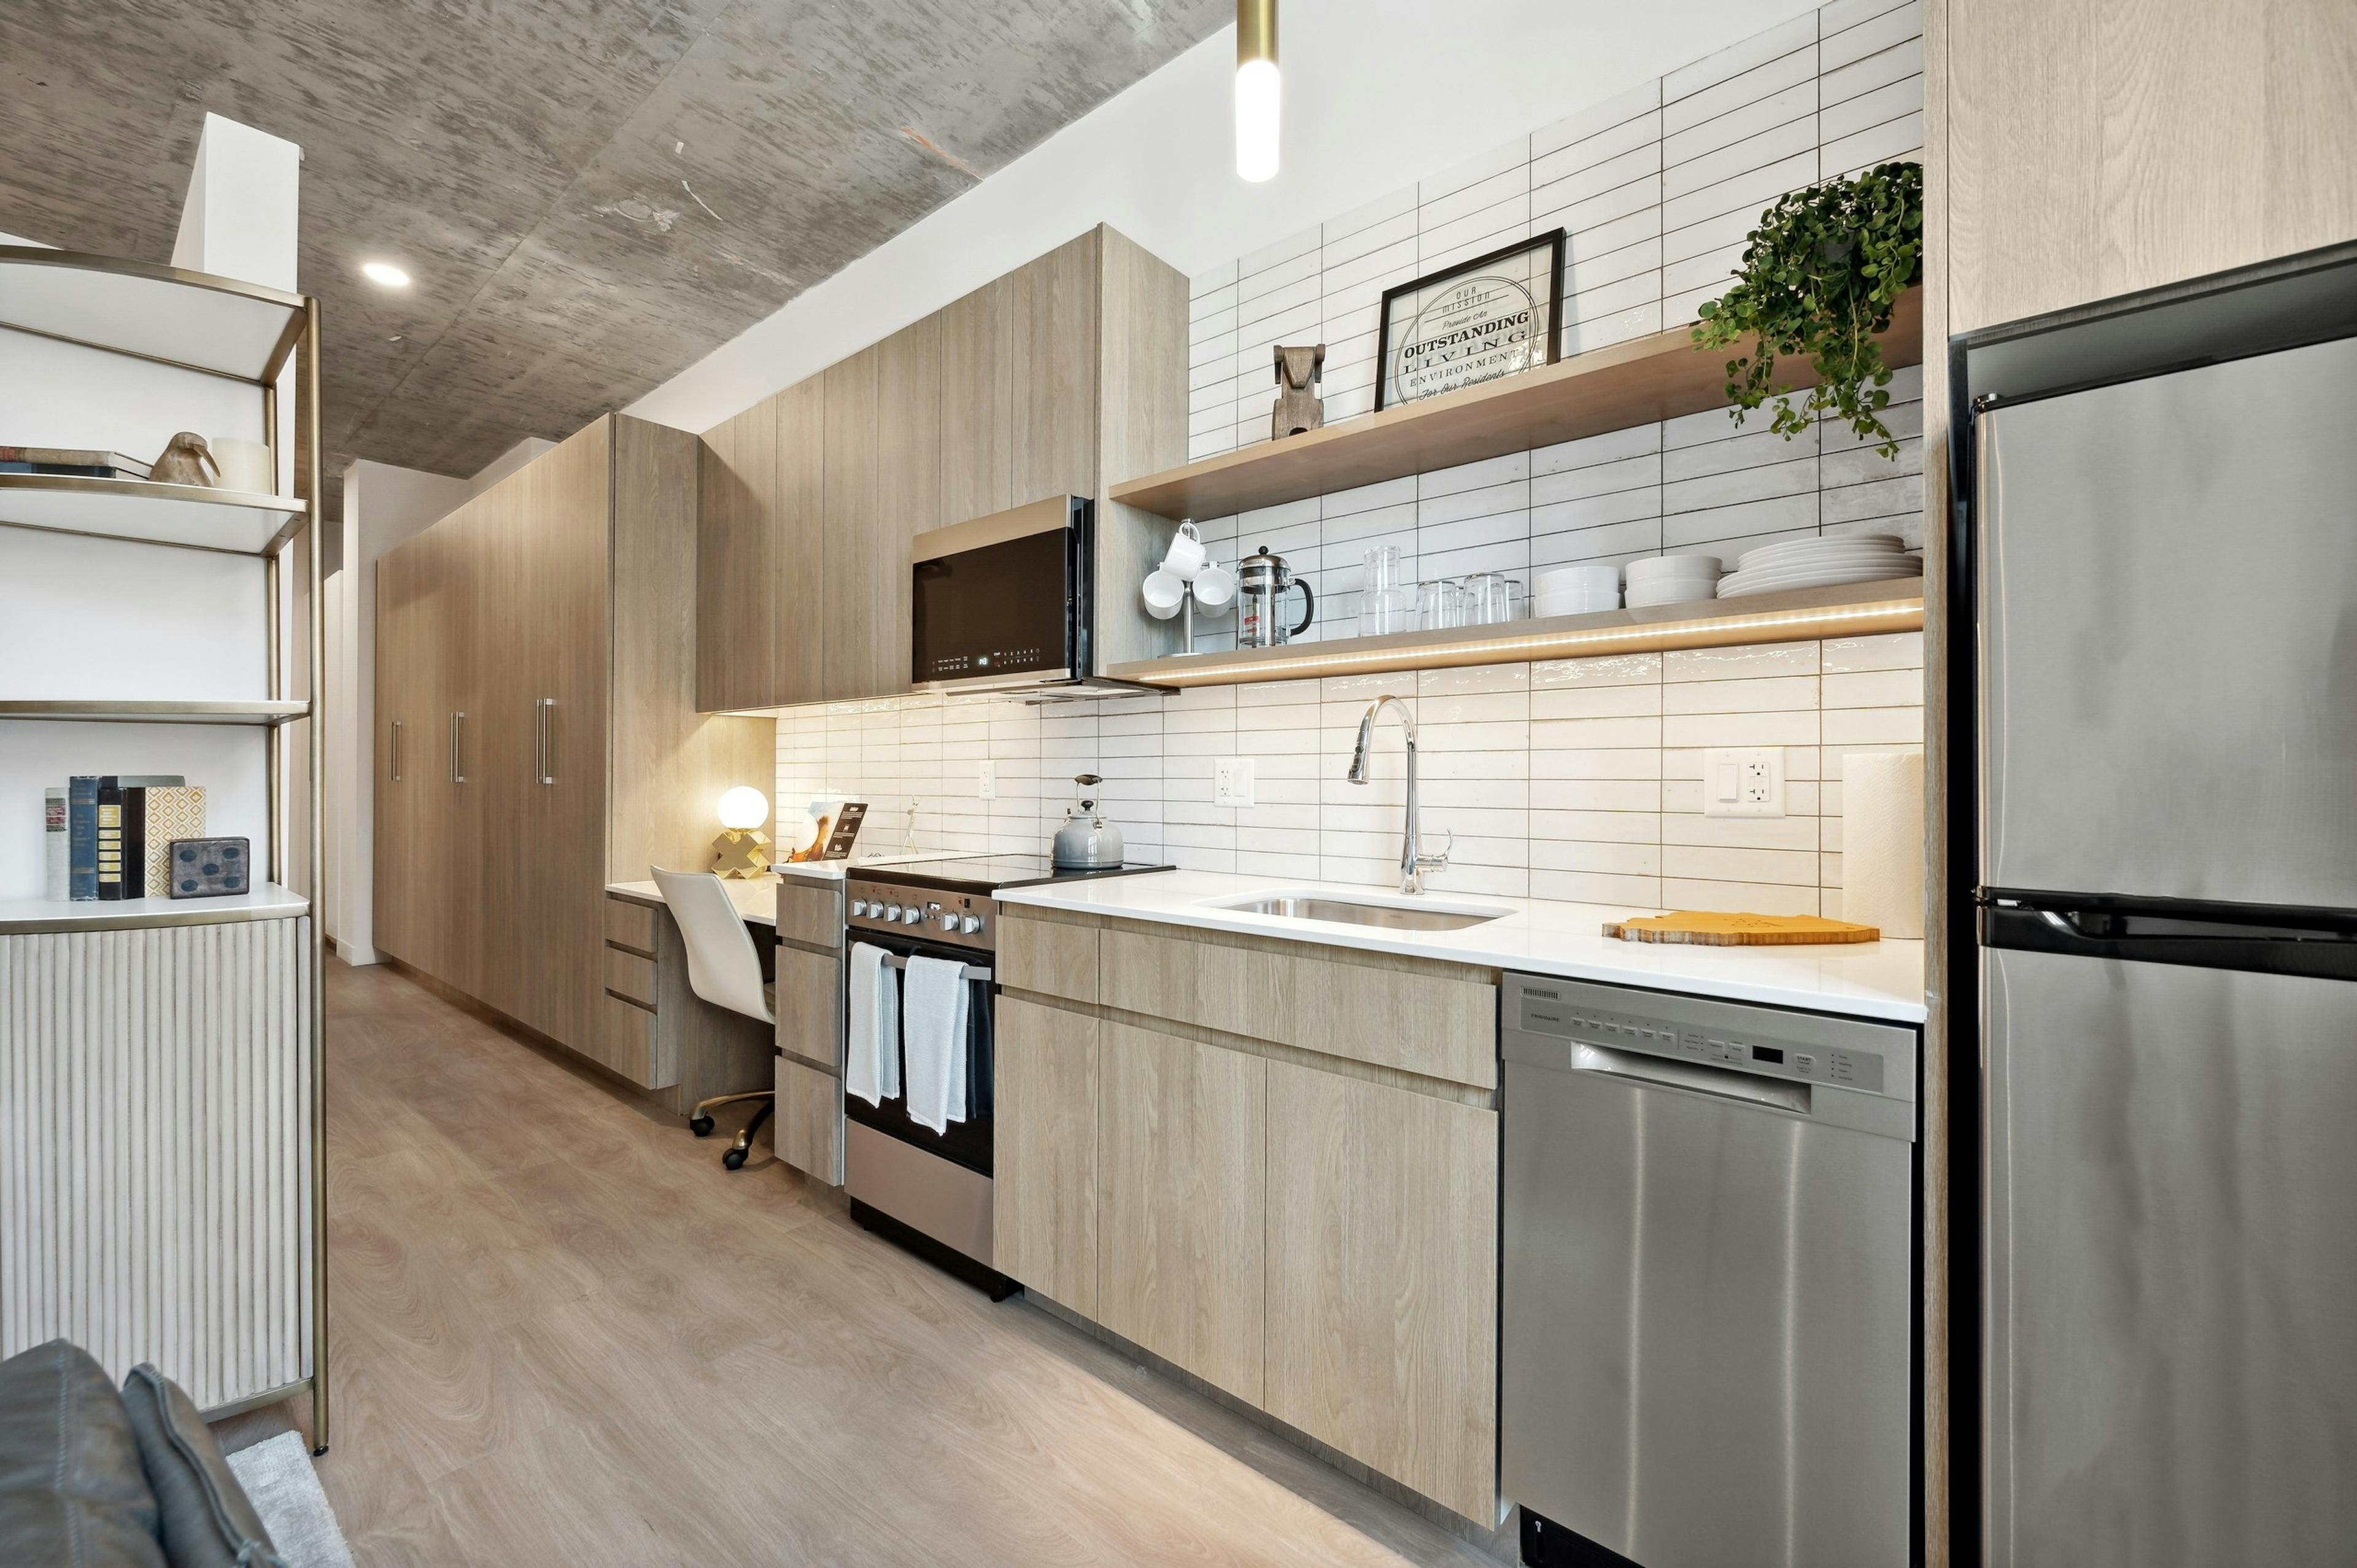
[603,944,657,1008]
[776,881,840,949]
[597,991,665,1089]
[774,943,840,1069]
[994,996,1099,1315]
[1099,924,1246,1035]
[775,1056,842,1184]
[999,912,1100,1003]
[604,897,657,955]
[1253,947,1497,1091]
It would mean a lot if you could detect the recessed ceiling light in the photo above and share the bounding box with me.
[360,261,411,288]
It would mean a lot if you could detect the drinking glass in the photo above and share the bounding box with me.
[1463,571,1523,625]
[1419,578,1467,630]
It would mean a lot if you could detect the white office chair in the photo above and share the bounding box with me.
[652,867,776,1169]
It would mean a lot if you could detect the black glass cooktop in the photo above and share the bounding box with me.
[857,854,1173,894]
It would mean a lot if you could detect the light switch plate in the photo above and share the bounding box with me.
[1214,756,1256,809]
[1703,747,1785,817]
[977,760,996,800]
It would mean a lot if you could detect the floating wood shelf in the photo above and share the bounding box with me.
[1106,578,1923,689]
[0,245,310,384]
[0,698,311,725]
[0,881,311,935]
[1113,288,1922,522]
[0,473,304,554]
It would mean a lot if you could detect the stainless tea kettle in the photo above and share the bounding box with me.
[1051,774,1126,869]
[1236,544,1315,649]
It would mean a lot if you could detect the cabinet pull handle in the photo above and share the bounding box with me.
[452,711,465,784]
[389,719,402,781]
[536,697,555,785]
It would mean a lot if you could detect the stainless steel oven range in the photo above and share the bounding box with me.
[840,853,1170,1297]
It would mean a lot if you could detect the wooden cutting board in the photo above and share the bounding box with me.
[1602,911,1880,945]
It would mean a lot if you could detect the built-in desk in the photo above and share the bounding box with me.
[601,877,784,1118]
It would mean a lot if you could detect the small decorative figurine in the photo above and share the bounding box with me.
[1271,344,1326,439]
[150,432,219,487]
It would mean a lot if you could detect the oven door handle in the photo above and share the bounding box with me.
[856,947,994,985]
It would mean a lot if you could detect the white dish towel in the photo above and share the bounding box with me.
[845,941,900,1106]
[900,954,970,1134]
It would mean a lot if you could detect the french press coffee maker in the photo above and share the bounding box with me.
[1236,544,1315,648]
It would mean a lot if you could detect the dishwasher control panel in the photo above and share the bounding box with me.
[1511,976,1906,1098]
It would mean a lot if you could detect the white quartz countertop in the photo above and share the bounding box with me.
[994,870,1927,1024]
[608,852,992,921]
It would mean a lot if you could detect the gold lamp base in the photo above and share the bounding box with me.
[711,827,771,879]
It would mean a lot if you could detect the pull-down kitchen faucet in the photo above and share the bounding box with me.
[1347,695,1452,895]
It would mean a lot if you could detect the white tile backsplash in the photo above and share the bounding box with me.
[773,1,1924,921]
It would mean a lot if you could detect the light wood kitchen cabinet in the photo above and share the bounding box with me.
[1097,1019,1267,1405]
[376,414,772,1097]
[993,995,1101,1316]
[694,225,1190,708]
[1264,1059,1499,1523]
[820,345,881,702]
[773,943,840,1071]
[775,1057,843,1185]
[997,910,1099,1002]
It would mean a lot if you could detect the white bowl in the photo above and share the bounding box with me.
[1536,593,1620,617]
[1627,554,1721,581]
[1624,583,1717,608]
[1536,563,1620,595]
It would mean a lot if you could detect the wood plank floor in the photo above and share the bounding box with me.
[220,959,1512,1566]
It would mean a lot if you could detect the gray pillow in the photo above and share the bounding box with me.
[0,1338,168,1568]
[118,1365,285,1568]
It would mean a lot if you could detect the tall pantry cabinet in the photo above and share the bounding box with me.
[376,415,772,1092]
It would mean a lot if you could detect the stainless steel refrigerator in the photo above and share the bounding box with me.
[1974,320,2357,1566]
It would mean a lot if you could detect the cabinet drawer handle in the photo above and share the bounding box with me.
[389,719,402,781]
[452,711,465,784]
[535,697,555,785]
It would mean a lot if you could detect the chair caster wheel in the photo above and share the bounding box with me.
[722,1146,749,1171]
[690,1115,714,1137]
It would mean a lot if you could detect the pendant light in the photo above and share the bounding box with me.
[1235,0,1280,182]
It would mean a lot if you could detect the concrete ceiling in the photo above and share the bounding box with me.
[0,0,1229,509]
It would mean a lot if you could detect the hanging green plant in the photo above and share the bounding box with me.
[1692,161,1924,459]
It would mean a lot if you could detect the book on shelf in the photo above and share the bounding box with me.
[68,776,97,901]
[96,777,125,900]
[139,781,200,897]
[45,788,67,901]
[0,446,153,479]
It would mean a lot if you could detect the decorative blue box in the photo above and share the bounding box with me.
[168,836,250,898]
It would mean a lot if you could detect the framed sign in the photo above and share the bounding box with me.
[1375,229,1565,409]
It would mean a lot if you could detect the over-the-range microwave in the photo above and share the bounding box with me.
[910,495,1161,699]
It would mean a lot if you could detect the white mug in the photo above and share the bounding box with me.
[1142,568,1187,619]
[1161,521,1208,580]
[1192,563,1237,611]
[211,437,273,494]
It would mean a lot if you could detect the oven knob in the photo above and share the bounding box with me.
[934,908,959,932]
[882,903,904,922]
[850,899,868,918]
[897,906,921,925]
[960,914,983,935]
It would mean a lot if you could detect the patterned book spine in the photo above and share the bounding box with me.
[68,777,98,900]
[144,786,207,897]
[44,789,68,901]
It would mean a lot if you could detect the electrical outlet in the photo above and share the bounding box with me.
[977,759,996,800]
[1213,757,1256,809]
[1703,747,1785,818]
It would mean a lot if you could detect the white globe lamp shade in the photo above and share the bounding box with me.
[716,786,770,832]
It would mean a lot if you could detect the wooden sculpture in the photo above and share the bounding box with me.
[1271,344,1325,439]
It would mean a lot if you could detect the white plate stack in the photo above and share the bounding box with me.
[1716,533,1922,598]
[1534,563,1621,617]
[1624,554,1722,608]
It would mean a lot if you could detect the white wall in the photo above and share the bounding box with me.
[329,460,470,961]
[628,0,1817,435]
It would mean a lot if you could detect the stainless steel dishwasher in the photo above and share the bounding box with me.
[1501,974,1919,1568]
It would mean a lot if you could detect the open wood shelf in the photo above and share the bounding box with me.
[1107,577,1923,689]
[0,472,304,554]
[0,698,311,725]
[1113,289,1922,522]
[0,245,309,383]
[0,881,310,935]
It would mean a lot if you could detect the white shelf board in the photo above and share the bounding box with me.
[0,473,304,554]
[0,880,309,934]
[0,699,308,725]
[0,247,308,383]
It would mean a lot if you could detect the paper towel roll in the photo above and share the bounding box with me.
[1841,751,1924,938]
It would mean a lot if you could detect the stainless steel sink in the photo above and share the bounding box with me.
[1213,894,1507,932]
